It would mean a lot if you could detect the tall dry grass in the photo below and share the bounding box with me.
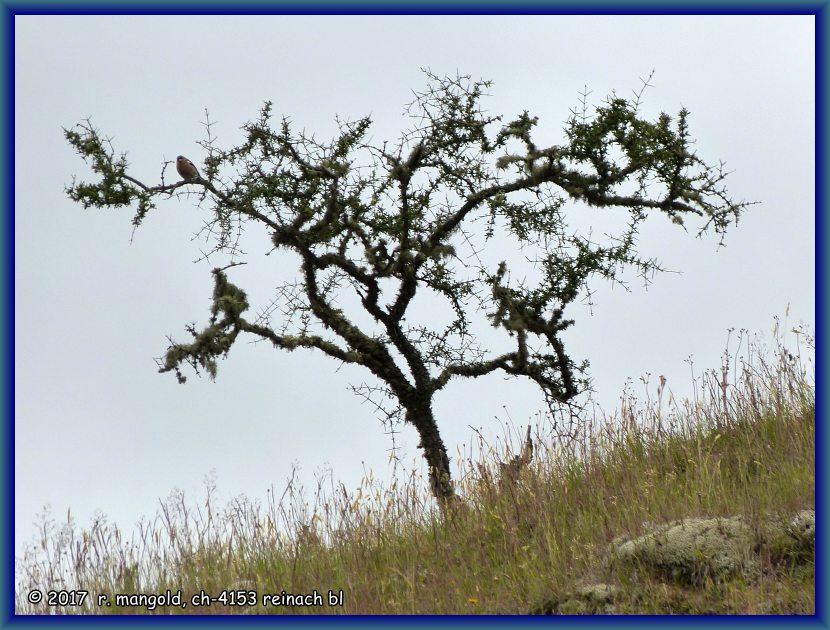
[16,318,814,614]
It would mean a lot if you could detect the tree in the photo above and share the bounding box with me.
[65,71,750,502]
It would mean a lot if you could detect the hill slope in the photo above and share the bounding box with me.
[16,322,815,615]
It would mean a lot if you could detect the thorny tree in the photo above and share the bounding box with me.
[65,71,750,502]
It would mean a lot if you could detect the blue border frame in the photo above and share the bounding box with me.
[816,2,826,625]
[3,2,12,628]
[2,2,824,628]
[0,1,826,13]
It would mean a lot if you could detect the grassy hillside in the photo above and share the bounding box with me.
[16,320,814,615]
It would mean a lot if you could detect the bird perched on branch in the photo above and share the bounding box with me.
[176,155,200,181]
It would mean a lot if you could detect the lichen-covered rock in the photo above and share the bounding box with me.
[611,516,759,585]
[789,509,815,547]
[754,508,815,561]
[531,583,619,615]
[575,583,619,613]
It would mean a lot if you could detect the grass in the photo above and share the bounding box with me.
[16,318,815,615]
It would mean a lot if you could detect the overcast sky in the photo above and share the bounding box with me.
[14,15,814,560]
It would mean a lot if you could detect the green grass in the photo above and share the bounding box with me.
[16,319,814,615]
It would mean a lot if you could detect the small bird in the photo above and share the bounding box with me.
[176,155,200,181]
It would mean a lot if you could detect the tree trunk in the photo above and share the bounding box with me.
[406,401,455,501]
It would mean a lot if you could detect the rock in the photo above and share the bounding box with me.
[789,509,815,546]
[531,583,619,615]
[610,516,759,585]
[576,583,619,613]
[760,508,815,561]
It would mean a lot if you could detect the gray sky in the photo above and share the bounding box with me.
[14,15,814,558]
